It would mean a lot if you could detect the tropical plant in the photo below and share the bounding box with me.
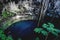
[0,29,13,40]
[34,22,60,40]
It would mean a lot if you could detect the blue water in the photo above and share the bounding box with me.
[5,20,37,39]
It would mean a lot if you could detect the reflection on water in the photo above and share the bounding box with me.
[4,20,37,40]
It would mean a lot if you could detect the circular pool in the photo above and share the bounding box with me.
[4,20,37,40]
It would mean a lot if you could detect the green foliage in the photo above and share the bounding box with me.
[2,10,15,19]
[42,23,48,28]
[41,30,48,36]
[48,23,54,28]
[42,23,54,28]
[0,29,4,34]
[0,29,13,40]
[42,22,60,36]
[34,28,42,33]
[34,28,48,36]
[2,10,8,18]
[0,34,6,40]
[35,37,40,40]
[34,22,60,36]
[6,36,13,40]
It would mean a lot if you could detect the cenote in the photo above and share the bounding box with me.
[4,20,37,40]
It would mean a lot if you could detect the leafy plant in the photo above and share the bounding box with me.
[42,22,60,36]
[0,29,13,40]
[2,10,15,19]
[2,10,8,18]
[34,28,48,36]
[34,22,60,40]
